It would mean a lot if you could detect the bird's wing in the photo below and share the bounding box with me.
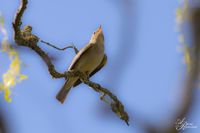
[73,54,107,87]
[89,54,107,77]
[69,43,93,70]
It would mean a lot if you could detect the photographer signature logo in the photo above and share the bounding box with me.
[175,117,198,131]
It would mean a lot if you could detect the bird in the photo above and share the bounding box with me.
[56,26,107,104]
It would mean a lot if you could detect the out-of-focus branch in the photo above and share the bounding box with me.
[12,0,129,125]
[170,7,200,133]
[162,7,200,133]
[0,114,6,133]
[144,7,200,133]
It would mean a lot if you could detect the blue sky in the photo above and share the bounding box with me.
[0,0,200,133]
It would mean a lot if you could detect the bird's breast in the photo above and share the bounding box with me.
[69,43,104,74]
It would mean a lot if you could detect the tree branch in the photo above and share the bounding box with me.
[143,7,200,133]
[12,0,129,125]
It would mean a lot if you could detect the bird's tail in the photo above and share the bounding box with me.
[56,78,76,104]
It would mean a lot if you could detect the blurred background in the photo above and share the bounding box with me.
[0,0,200,133]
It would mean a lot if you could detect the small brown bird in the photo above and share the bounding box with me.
[56,26,107,103]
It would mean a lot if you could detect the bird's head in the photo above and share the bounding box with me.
[89,26,104,44]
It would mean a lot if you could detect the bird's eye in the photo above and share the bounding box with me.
[93,32,96,34]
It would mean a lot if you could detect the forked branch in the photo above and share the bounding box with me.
[13,0,129,125]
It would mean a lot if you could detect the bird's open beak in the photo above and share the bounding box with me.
[95,25,102,34]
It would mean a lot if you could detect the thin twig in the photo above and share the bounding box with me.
[12,0,129,125]
[40,40,78,52]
